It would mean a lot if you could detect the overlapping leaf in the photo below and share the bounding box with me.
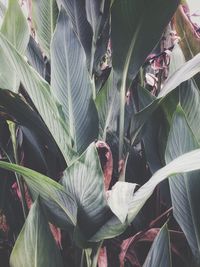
[91,148,200,241]
[60,143,111,241]
[165,107,200,263]
[111,0,179,84]
[143,225,171,267]
[26,36,46,79]
[10,199,64,267]
[95,71,119,139]
[0,32,75,164]
[0,89,66,176]
[32,0,58,57]
[131,53,200,143]
[0,0,29,91]
[51,8,98,153]
[0,160,76,229]
[59,0,93,65]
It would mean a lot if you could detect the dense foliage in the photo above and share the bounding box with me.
[0,0,200,266]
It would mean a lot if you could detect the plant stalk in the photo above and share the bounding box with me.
[8,121,28,219]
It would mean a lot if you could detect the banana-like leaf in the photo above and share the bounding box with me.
[60,143,111,241]
[0,0,29,91]
[0,32,76,164]
[143,225,171,267]
[95,71,119,139]
[51,8,98,153]
[166,42,200,144]
[0,160,77,229]
[60,0,93,65]
[107,181,137,223]
[112,0,179,157]
[32,0,58,57]
[180,80,200,144]
[165,107,200,263]
[0,89,66,175]
[1,0,28,53]
[0,2,6,21]
[85,0,101,35]
[90,148,200,241]
[26,36,46,79]
[131,53,200,143]
[136,87,163,173]
[111,0,179,84]
[10,199,64,267]
[85,0,110,73]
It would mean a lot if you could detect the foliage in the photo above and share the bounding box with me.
[0,0,200,266]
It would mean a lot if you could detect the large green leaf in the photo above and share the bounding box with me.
[0,89,66,176]
[137,87,162,173]
[111,0,179,84]
[85,0,101,35]
[10,199,64,267]
[32,0,58,57]
[143,225,171,267]
[107,181,137,223]
[131,53,200,143]
[95,70,120,139]
[165,107,200,263]
[0,160,77,229]
[180,80,200,144]
[1,0,29,53]
[51,8,98,153]
[26,36,46,79]
[85,0,110,73]
[0,0,29,91]
[111,0,178,156]
[60,0,93,65]
[60,143,110,241]
[90,148,200,241]
[0,2,6,22]
[0,32,75,164]
[166,42,200,143]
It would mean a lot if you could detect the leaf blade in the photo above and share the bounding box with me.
[10,199,64,267]
[51,8,99,153]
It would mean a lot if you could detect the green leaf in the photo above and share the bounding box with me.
[0,0,29,91]
[111,0,179,84]
[111,0,178,157]
[158,53,200,98]
[0,89,65,176]
[26,36,46,79]
[107,181,137,223]
[0,32,76,164]
[85,0,101,35]
[0,2,6,24]
[85,0,110,73]
[0,160,77,229]
[32,0,58,57]
[138,87,162,173]
[143,225,171,267]
[1,0,29,53]
[180,80,200,144]
[10,199,64,267]
[60,143,110,241]
[51,8,99,153]
[131,53,200,143]
[165,107,200,263]
[91,148,200,241]
[95,71,120,139]
[60,0,93,65]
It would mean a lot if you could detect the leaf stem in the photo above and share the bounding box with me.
[8,121,28,219]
